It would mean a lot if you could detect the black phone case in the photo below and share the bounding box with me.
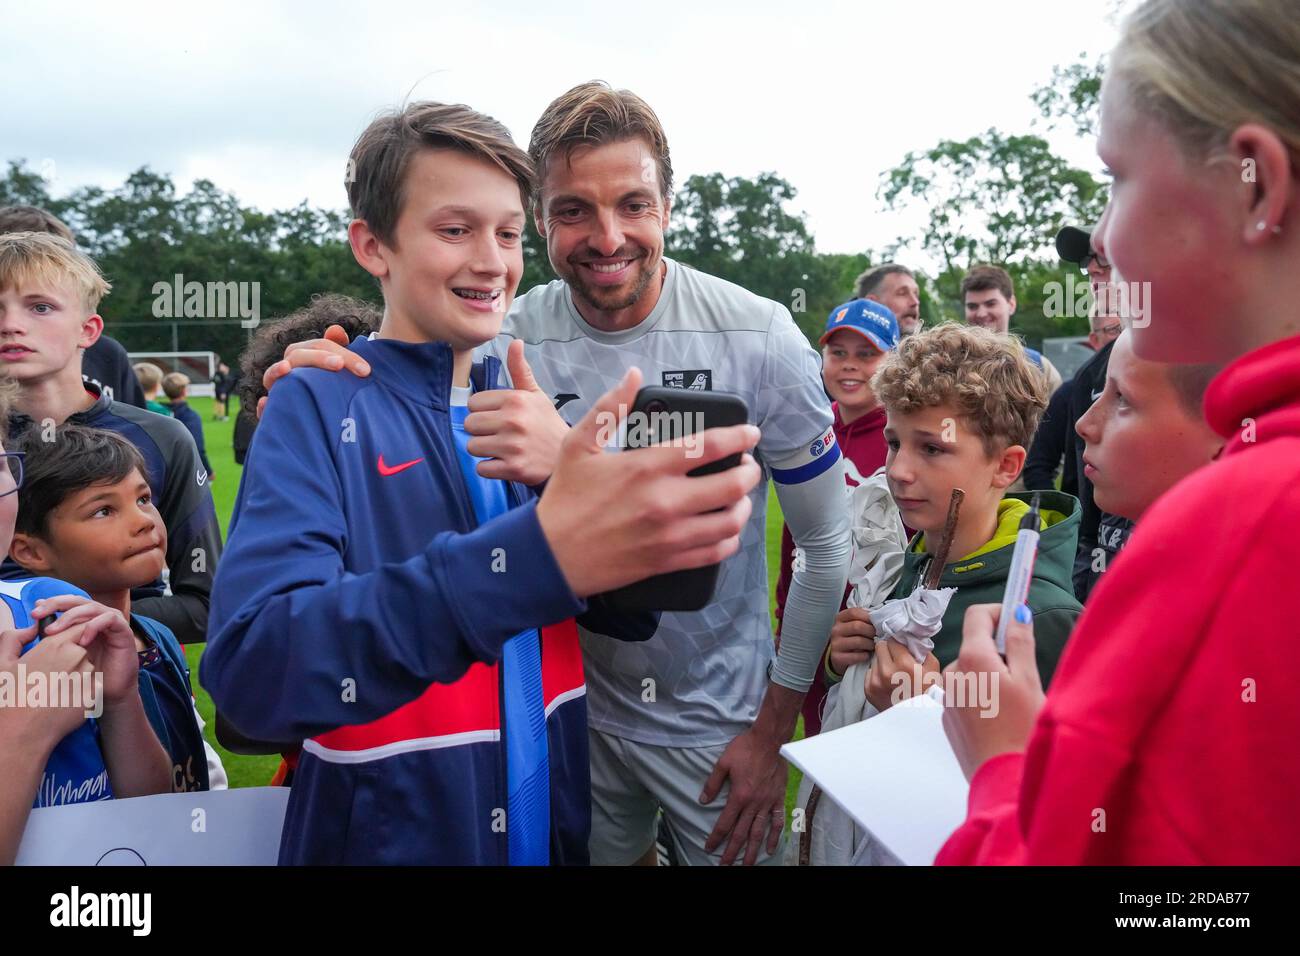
[603,387,749,612]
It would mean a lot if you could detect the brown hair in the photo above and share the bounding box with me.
[529,81,673,203]
[0,205,73,241]
[1165,362,1220,420]
[346,102,534,247]
[854,263,915,300]
[960,264,1015,302]
[14,424,147,539]
[0,232,110,312]
[872,322,1048,455]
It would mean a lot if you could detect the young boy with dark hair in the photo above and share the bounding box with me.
[0,232,222,646]
[161,372,212,480]
[10,424,214,793]
[0,384,174,863]
[203,100,756,865]
[232,293,382,463]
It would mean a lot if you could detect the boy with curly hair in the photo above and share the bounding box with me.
[797,323,1084,865]
[827,322,1083,707]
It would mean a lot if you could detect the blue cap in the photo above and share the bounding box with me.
[820,299,900,353]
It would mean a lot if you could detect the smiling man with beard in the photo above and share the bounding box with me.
[477,82,852,867]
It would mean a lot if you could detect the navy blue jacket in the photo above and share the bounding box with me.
[204,338,651,864]
[165,399,212,479]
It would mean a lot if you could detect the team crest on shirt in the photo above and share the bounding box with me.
[809,428,836,458]
[662,370,712,390]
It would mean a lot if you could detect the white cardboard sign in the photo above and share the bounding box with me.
[16,786,289,866]
[781,689,969,866]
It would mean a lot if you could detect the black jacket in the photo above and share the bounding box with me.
[166,399,213,478]
[81,335,146,408]
[1024,376,1077,495]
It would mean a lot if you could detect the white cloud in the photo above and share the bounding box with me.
[6,0,1119,270]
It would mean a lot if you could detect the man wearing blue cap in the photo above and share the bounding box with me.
[774,298,900,736]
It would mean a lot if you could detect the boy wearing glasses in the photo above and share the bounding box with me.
[1045,223,1132,600]
[1024,225,1123,497]
[0,232,221,646]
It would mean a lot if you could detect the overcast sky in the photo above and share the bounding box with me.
[7,0,1125,267]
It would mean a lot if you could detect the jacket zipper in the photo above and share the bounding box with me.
[443,353,522,863]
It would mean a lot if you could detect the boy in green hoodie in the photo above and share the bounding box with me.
[826,322,1082,709]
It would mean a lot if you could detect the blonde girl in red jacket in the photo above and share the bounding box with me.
[937,0,1300,864]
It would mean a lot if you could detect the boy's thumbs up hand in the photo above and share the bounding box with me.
[536,367,762,598]
[465,339,569,486]
[505,337,541,393]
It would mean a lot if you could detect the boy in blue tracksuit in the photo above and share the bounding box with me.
[203,103,672,864]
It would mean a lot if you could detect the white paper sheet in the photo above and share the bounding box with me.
[16,786,290,866]
[780,688,969,865]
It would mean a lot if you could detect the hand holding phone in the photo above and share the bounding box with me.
[604,386,750,612]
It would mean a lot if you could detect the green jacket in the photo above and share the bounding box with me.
[827,492,1084,689]
[898,491,1083,687]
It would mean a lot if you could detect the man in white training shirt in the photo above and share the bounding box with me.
[474,82,850,867]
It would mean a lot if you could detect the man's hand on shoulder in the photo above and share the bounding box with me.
[258,324,372,419]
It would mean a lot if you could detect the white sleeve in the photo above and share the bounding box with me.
[769,450,852,692]
[751,301,851,692]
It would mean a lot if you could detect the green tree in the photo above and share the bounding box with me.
[1031,54,1105,139]
[878,46,1110,346]
[666,171,867,340]
[880,130,1107,284]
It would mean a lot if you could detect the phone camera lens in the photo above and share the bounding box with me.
[646,400,667,415]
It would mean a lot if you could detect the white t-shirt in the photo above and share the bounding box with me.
[478,259,839,746]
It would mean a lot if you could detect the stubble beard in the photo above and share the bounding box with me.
[566,252,658,315]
